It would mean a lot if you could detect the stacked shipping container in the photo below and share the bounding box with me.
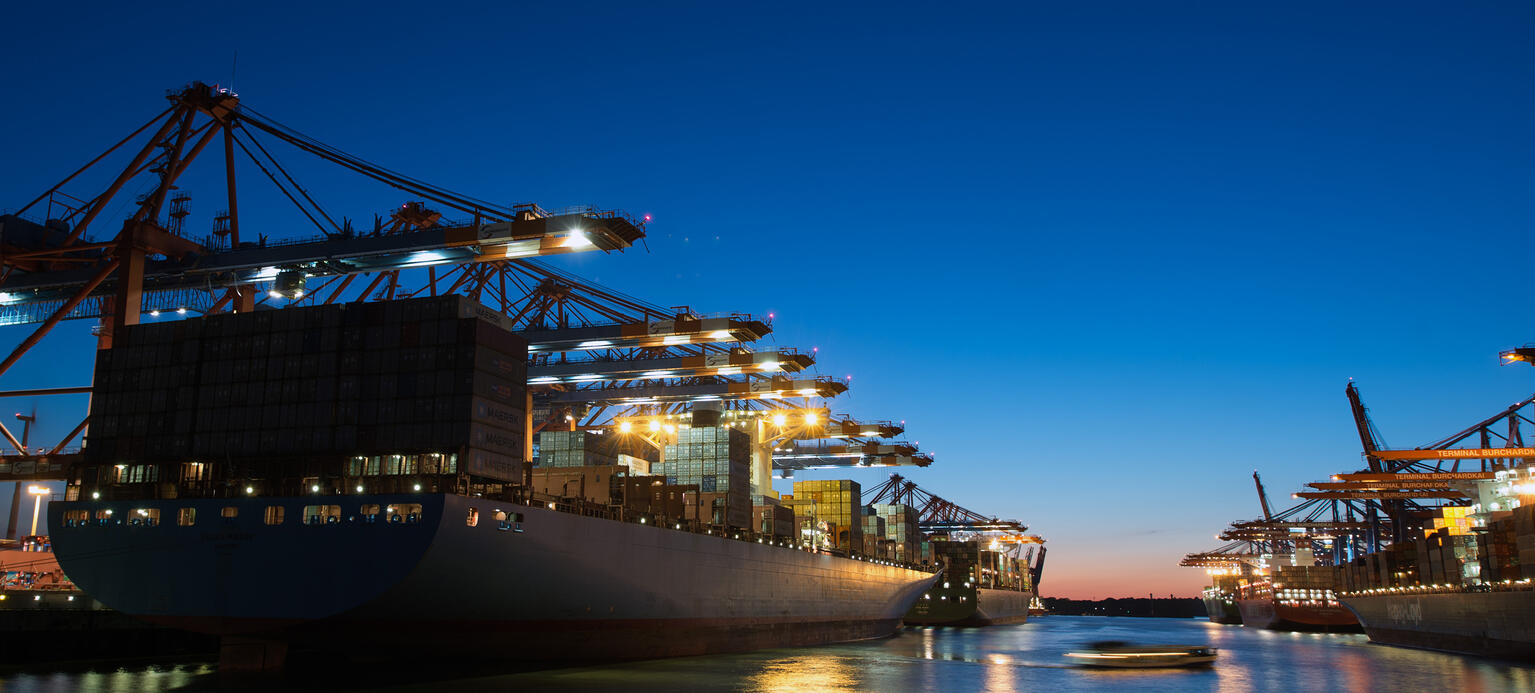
[661,425,750,528]
[870,503,920,562]
[84,296,529,496]
[789,480,863,552]
[536,431,619,468]
[754,504,796,541]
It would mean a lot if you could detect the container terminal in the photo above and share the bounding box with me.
[0,83,1045,673]
[1183,367,1535,659]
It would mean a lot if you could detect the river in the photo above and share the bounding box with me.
[3,616,1533,691]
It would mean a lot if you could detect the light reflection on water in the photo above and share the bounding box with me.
[3,617,1535,691]
[0,663,213,693]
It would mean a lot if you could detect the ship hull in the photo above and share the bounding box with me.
[1202,594,1242,624]
[1341,592,1535,660]
[1236,598,1361,632]
[905,586,1033,626]
[49,494,936,663]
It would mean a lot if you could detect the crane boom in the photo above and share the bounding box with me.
[1253,471,1273,521]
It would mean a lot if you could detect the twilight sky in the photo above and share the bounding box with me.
[3,2,1535,598]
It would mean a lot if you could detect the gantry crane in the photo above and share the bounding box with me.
[1319,383,1535,546]
[0,83,938,492]
[0,83,646,476]
[863,473,1044,585]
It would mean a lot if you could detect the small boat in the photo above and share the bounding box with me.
[1064,641,1218,668]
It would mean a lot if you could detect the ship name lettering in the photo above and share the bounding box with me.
[1385,600,1422,625]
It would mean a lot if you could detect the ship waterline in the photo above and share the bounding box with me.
[49,494,938,663]
[905,585,1033,626]
[1342,592,1535,660]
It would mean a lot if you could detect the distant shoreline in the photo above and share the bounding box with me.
[1040,597,1205,618]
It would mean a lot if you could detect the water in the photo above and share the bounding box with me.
[3,617,1535,691]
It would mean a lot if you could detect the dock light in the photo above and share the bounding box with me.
[663,424,675,434]
[563,230,592,248]
[649,421,661,432]
[413,483,422,491]
[356,485,364,493]
[91,491,100,500]
[27,485,48,536]
[773,414,787,427]
[1502,347,1535,365]
[177,307,187,315]
[273,270,306,299]
[805,413,819,425]
[149,310,160,317]
[245,486,254,495]
[759,361,780,372]
[311,484,320,493]
[619,421,632,433]
[640,518,646,524]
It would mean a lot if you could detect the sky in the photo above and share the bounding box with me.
[2,2,1535,598]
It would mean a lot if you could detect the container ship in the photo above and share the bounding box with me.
[1200,574,1242,625]
[46,296,938,671]
[904,538,1034,626]
[1333,469,1535,659]
[1232,565,1360,632]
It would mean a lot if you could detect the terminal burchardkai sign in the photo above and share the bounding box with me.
[1336,471,1495,482]
[1370,448,1535,460]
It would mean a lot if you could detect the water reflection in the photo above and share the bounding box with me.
[0,663,212,693]
[4,618,1535,692]
[748,654,859,693]
[982,653,1015,693]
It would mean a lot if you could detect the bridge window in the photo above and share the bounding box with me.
[114,464,158,484]
[303,505,342,525]
[181,462,205,482]
[386,503,422,524]
[494,510,524,532]
[346,456,382,476]
[221,506,238,519]
[467,507,479,527]
[177,508,196,526]
[63,510,89,527]
[360,504,381,523]
[263,506,286,525]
